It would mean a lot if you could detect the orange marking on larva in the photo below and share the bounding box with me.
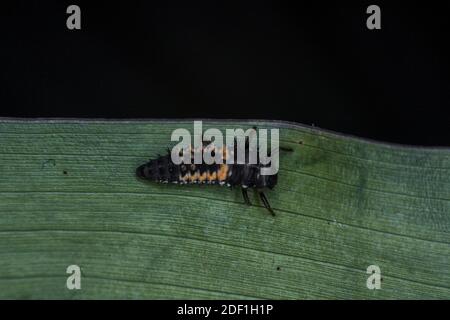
[217,164,229,181]
[207,171,217,181]
[189,171,198,182]
[198,171,207,182]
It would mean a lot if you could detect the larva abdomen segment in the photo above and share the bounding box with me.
[136,153,233,186]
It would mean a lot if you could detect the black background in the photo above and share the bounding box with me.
[1,1,449,146]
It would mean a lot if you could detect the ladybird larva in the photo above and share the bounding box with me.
[137,141,283,216]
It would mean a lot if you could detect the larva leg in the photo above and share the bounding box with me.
[258,191,275,216]
[242,188,252,206]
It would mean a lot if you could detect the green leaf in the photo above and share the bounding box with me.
[0,119,449,299]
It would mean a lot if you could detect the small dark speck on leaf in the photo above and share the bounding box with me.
[298,140,303,145]
[63,170,68,175]
[276,266,281,271]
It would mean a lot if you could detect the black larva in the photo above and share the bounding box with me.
[136,141,290,216]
